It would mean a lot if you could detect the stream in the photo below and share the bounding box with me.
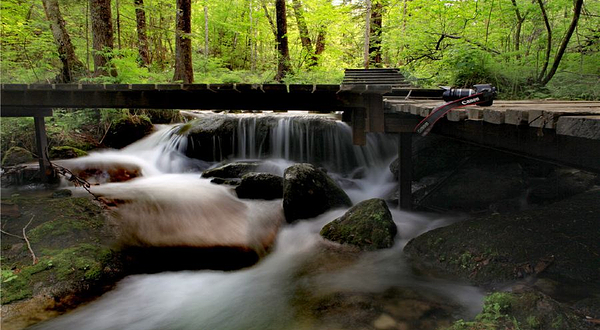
[34,113,485,330]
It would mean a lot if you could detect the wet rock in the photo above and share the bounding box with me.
[404,190,600,286]
[283,163,352,222]
[235,173,283,200]
[528,168,597,204]
[72,165,141,184]
[202,161,261,179]
[573,296,600,319]
[2,147,34,166]
[415,162,527,213]
[103,115,153,149]
[49,146,88,160]
[320,198,396,250]
[210,177,241,186]
[52,189,72,198]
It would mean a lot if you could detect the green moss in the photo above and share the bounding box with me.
[49,146,88,159]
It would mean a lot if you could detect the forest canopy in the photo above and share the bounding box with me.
[1,0,598,99]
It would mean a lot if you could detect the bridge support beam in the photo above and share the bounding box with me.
[398,132,413,210]
[33,115,53,182]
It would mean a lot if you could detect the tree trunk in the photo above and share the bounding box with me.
[173,0,193,83]
[42,0,85,82]
[291,0,316,67]
[134,0,150,66]
[363,0,371,68]
[274,0,291,81]
[369,1,383,67]
[540,0,583,86]
[90,0,117,76]
[536,0,551,82]
[510,0,524,56]
[315,26,326,56]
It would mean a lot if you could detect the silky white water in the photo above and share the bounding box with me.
[39,114,484,329]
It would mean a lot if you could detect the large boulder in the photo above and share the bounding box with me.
[235,173,283,200]
[103,115,153,149]
[320,198,396,250]
[283,163,352,222]
[528,168,597,204]
[404,189,600,286]
[2,146,34,166]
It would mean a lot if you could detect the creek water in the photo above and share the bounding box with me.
[37,113,484,330]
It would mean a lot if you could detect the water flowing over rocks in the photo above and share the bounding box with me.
[283,163,352,222]
[235,173,283,200]
[320,198,397,250]
[174,112,398,174]
[88,174,284,270]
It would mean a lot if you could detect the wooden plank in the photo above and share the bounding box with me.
[556,115,600,140]
[447,109,467,122]
[467,108,483,120]
[529,108,600,129]
[505,109,529,125]
[1,108,53,117]
[482,108,506,124]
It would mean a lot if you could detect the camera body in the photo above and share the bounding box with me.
[442,84,497,106]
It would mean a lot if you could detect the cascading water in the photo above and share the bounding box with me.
[38,112,484,330]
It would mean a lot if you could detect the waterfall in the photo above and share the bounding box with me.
[178,112,398,174]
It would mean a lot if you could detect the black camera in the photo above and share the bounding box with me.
[442,84,497,106]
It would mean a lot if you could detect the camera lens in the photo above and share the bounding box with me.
[442,88,474,102]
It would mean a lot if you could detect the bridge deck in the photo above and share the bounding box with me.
[385,99,600,140]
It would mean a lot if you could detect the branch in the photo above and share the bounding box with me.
[23,215,38,265]
[438,33,501,54]
[51,163,100,201]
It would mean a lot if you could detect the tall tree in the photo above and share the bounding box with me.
[90,0,117,76]
[291,0,316,66]
[539,0,584,85]
[134,0,150,66]
[368,0,383,67]
[363,0,371,68]
[173,0,193,83]
[41,0,85,82]
[274,0,291,81]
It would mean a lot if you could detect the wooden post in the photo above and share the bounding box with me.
[351,108,367,146]
[398,132,412,210]
[365,94,384,133]
[34,115,52,182]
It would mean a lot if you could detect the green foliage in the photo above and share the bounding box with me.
[0,0,596,99]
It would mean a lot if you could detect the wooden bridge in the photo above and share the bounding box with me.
[2,69,599,209]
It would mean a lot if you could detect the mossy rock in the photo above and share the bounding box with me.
[49,146,88,159]
[320,198,397,250]
[283,163,352,222]
[2,146,34,166]
[404,190,600,286]
[0,195,123,309]
[448,291,594,330]
[103,115,153,149]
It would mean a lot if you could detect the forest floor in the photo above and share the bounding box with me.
[0,190,125,330]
